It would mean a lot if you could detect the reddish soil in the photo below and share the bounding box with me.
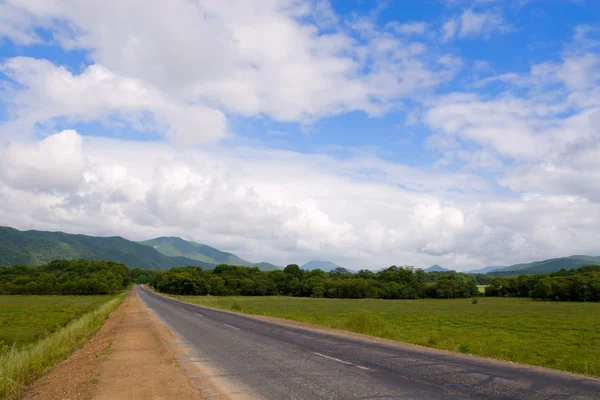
[24,290,209,400]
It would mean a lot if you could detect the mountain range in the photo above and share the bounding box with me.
[0,226,213,270]
[1,225,598,275]
[0,226,282,271]
[485,255,600,276]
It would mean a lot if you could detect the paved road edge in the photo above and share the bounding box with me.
[141,286,600,384]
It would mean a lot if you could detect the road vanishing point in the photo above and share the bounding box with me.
[137,286,600,400]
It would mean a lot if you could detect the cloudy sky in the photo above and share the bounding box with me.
[0,0,599,271]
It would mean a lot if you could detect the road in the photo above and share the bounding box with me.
[137,286,600,400]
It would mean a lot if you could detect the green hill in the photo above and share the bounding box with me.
[140,236,251,266]
[301,260,350,272]
[466,266,503,274]
[140,237,282,271]
[0,226,213,270]
[252,262,282,271]
[489,255,600,275]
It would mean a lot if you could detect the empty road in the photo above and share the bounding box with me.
[137,286,600,400]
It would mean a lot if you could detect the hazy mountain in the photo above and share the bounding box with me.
[140,237,282,271]
[0,226,213,270]
[252,262,282,271]
[424,264,449,272]
[301,260,348,272]
[489,255,600,275]
[466,266,503,274]
[140,237,251,266]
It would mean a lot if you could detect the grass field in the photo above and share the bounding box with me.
[0,295,115,348]
[172,295,600,377]
[0,293,126,400]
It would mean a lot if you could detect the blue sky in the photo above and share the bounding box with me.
[0,0,599,270]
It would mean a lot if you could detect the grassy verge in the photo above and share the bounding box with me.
[0,295,116,348]
[0,292,128,400]
[169,294,600,377]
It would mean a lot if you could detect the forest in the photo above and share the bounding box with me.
[0,259,130,295]
[151,264,600,301]
[485,265,600,301]
[151,264,484,299]
[3,258,598,301]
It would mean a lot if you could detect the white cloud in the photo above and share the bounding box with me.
[442,9,511,41]
[386,21,429,35]
[442,19,458,42]
[0,2,42,45]
[0,4,599,272]
[0,130,85,192]
[425,26,600,232]
[2,130,600,271]
[0,58,227,144]
[555,54,600,91]
[0,0,459,135]
[426,39,600,167]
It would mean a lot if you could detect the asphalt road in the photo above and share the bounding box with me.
[137,286,600,400]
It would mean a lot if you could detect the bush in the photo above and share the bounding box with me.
[230,301,242,312]
[458,343,470,353]
[343,310,387,335]
[472,298,479,304]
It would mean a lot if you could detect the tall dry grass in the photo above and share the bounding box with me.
[0,292,127,400]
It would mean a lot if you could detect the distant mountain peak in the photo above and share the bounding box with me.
[424,264,449,272]
[301,260,347,272]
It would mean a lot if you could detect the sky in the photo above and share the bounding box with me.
[0,0,599,271]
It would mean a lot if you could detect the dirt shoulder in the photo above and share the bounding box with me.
[24,289,210,400]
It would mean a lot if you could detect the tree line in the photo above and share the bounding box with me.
[485,266,600,301]
[0,259,131,295]
[6,258,596,301]
[151,264,485,299]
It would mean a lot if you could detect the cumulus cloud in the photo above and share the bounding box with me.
[0,130,86,192]
[0,57,227,144]
[0,0,459,138]
[427,25,600,167]
[416,25,600,267]
[0,2,42,45]
[1,130,600,271]
[0,4,599,271]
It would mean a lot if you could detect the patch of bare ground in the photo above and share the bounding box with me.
[24,289,218,400]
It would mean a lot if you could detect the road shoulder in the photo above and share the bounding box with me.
[24,289,215,400]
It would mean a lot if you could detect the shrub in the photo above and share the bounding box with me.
[343,310,387,335]
[230,301,242,312]
[458,343,470,353]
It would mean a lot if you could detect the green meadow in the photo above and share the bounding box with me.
[0,295,114,348]
[173,295,600,377]
[0,294,125,399]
